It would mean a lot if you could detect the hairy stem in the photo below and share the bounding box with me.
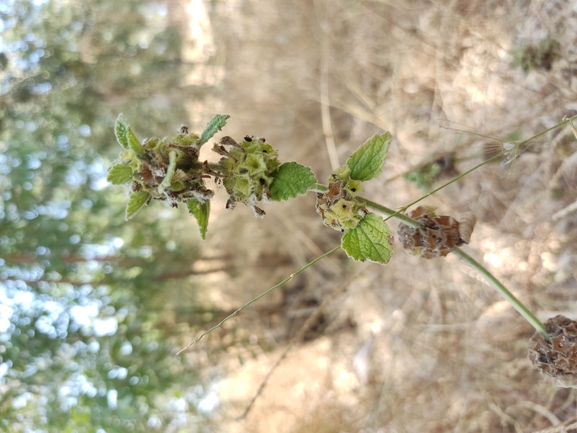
[362,198,548,337]
[398,114,577,212]
[176,245,341,354]
[359,198,418,227]
[452,248,548,336]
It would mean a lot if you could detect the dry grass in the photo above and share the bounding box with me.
[180,0,577,431]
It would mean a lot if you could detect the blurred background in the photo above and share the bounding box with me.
[2,0,577,431]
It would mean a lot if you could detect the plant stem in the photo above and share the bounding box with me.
[452,247,548,336]
[359,198,418,227]
[397,114,577,213]
[398,152,505,213]
[176,245,341,354]
[362,198,548,337]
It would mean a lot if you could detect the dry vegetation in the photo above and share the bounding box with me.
[178,0,577,431]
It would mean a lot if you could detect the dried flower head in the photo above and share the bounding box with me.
[397,206,476,259]
[528,315,577,388]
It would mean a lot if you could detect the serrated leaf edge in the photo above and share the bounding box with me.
[187,200,210,240]
[115,113,129,149]
[270,162,317,202]
[125,191,150,220]
[346,132,391,182]
[199,114,230,145]
[341,214,393,264]
[107,164,134,185]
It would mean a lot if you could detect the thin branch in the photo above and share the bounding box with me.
[176,246,342,354]
[362,199,548,337]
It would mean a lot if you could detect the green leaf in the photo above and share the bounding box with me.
[346,132,391,181]
[198,114,230,146]
[115,113,129,149]
[125,191,150,220]
[115,113,144,154]
[187,200,210,240]
[127,127,144,155]
[269,162,317,201]
[341,213,393,264]
[107,164,133,185]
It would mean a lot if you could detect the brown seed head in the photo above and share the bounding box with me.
[528,315,577,388]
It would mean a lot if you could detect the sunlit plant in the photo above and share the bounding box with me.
[108,113,577,390]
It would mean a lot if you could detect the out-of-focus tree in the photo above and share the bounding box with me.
[0,0,220,430]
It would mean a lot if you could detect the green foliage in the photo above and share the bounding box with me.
[512,37,561,73]
[269,162,317,201]
[108,122,215,220]
[404,151,461,191]
[199,114,231,146]
[311,132,397,264]
[315,133,391,232]
[346,132,391,181]
[187,200,210,240]
[126,124,145,155]
[110,118,316,235]
[404,160,443,191]
[341,214,394,264]
[110,116,397,264]
[115,114,130,149]
[107,164,134,185]
[125,191,151,220]
[0,0,216,430]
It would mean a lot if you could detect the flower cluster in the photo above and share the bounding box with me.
[214,136,281,217]
[108,114,315,238]
[107,115,228,221]
[315,166,368,232]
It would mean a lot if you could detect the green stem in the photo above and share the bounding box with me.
[176,245,341,354]
[398,151,504,213]
[452,248,548,336]
[399,114,577,213]
[362,198,548,337]
[359,198,418,227]
[313,183,328,193]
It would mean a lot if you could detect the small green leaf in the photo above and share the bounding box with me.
[198,114,230,146]
[341,213,393,264]
[187,200,210,240]
[127,127,144,155]
[346,132,391,181]
[115,113,144,154]
[115,113,129,149]
[269,162,317,201]
[125,191,150,220]
[107,164,134,185]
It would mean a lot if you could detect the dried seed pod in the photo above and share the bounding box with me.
[221,136,241,148]
[528,315,577,388]
[397,206,476,259]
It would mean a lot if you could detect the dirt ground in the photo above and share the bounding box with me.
[179,1,577,431]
